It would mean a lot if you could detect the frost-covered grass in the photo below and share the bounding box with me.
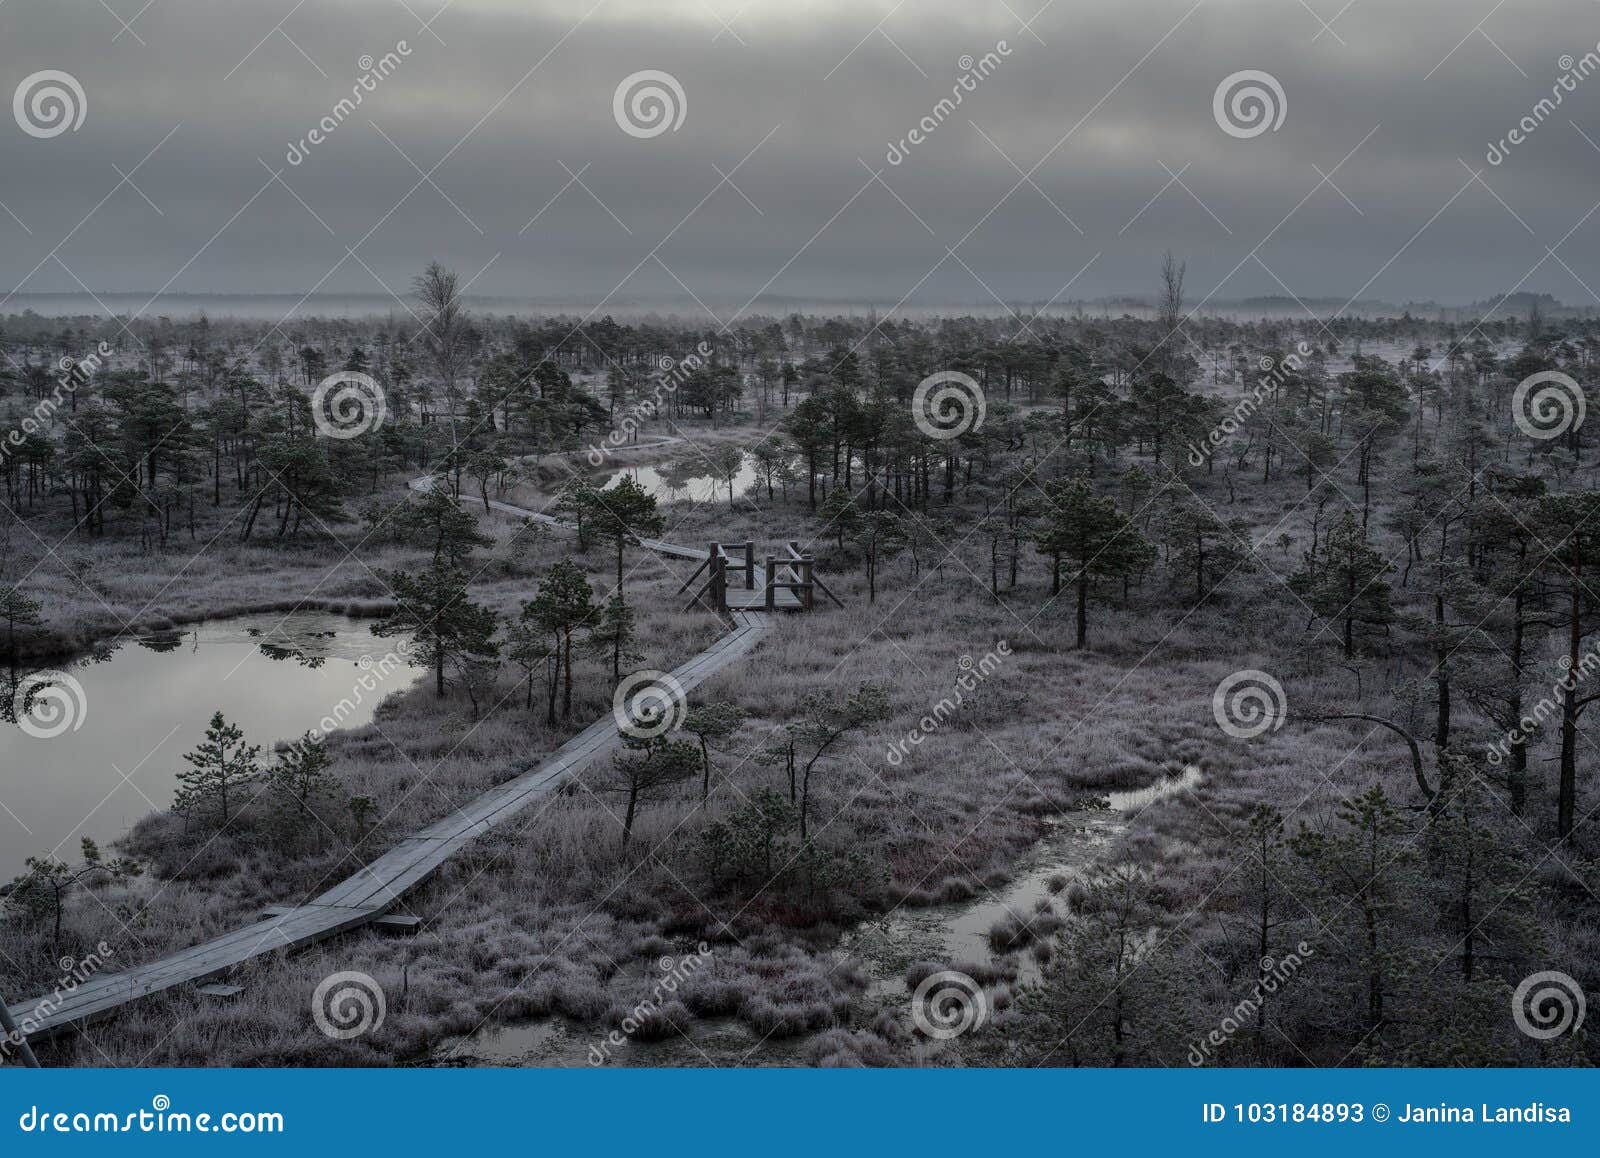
[0,478,420,659]
[11,406,1593,1068]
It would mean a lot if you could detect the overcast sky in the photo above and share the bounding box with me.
[2,0,1599,316]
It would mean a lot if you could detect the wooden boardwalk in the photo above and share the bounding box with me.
[6,482,774,1041]
[477,491,811,609]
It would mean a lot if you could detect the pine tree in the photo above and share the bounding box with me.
[1534,492,1600,839]
[526,559,596,725]
[1459,481,1545,814]
[1292,510,1394,659]
[587,475,666,590]
[1424,765,1539,983]
[704,445,745,506]
[373,559,500,698]
[556,480,601,550]
[1040,864,1165,1065]
[174,711,261,827]
[852,508,907,603]
[1034,476,1155,648]
[0,584,44,659]
[787,683,890,840]
[682,700,747,802]
[269,733,336,818]
[1290,786,1417,1034]
[405,483,494,565]
[1161,492,1251,605]
[504,612,556,713]
[587,591,641,682]
[7,838,140,954]
[601,731,699,854]
[1217,805,1304,1059]
[817,485,862,550]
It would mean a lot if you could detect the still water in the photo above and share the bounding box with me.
[0,612,419,881]
[601,456,758,504]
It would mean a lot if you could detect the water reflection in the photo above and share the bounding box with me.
[600,453,758,504]
[0,612,420,880]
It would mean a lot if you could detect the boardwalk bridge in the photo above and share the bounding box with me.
[679,540,844,613]
[2,490,840,1059]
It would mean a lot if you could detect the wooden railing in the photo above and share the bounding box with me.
[679,540,843,613]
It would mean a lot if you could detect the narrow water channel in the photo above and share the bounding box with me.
[430,768,1203,1066]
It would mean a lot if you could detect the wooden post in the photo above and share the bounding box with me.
[764,554,776,610]
[708,543,726,611]
[0,989,41,1068]
[744,541,756,589]
[801,556,815,610]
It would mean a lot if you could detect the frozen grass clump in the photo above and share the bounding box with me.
[803,1027,897,1067]
[678,976,748,1017]
[986,912,1051,952]
[906,958,1015,989]
[744,997,836,1038]
[610,999,690,1042]
[933,877,978,903]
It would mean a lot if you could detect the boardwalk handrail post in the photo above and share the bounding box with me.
[801,556,815,610]
[764,554,777,610]
[744,541,756,589]
[0,989,41,1067]
[710,543,727,611]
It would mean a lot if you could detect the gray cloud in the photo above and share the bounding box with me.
[3,0,1599,316]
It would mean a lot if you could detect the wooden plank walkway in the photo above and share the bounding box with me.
[724,586,803,610]
[6,482,774,1040]
[480,494,709,563]
[471,486,803,607]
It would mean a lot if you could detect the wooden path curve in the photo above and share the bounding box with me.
[5,478,774,1042]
